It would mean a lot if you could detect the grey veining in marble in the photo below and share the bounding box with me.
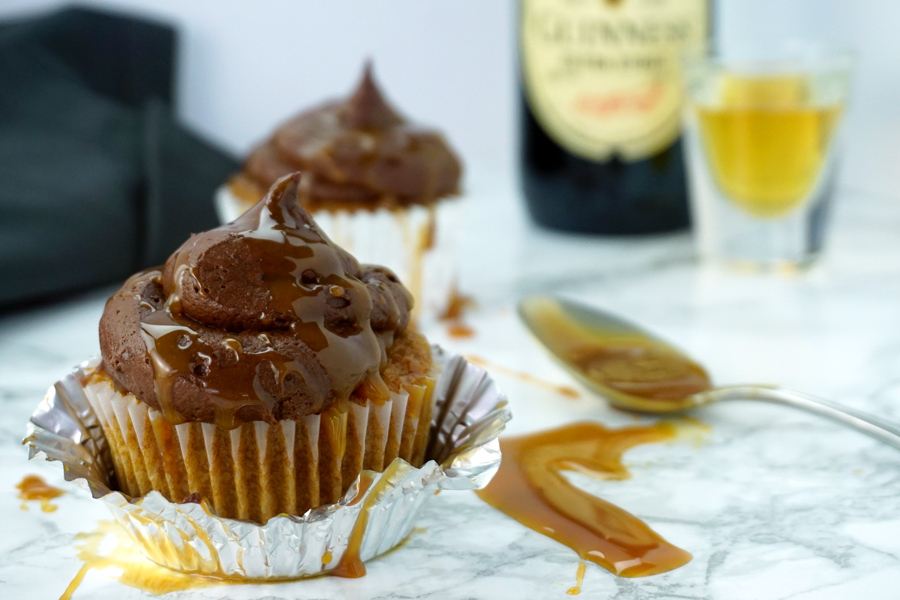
[3,182,900,599]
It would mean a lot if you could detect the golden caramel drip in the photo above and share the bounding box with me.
[333,461,407,578]
[401,207,433,324]
[476,422,692,578]
[355,370,392,406]
[466,355,581,399]
[16,474,64,513]
[567,561,586,595]
[332,473,376,578]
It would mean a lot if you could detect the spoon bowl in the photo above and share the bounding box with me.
[519,296,900,451]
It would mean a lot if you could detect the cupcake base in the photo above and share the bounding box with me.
[84,370,436,524]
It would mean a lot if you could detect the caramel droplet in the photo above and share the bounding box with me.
[16,474,64,513]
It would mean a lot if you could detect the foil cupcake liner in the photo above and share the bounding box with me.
[25,347,510,579]
[215,184,464,323]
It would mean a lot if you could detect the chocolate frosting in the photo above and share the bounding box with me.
[99,173,413,428]
[237,63,462,209]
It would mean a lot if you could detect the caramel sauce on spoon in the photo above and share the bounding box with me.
[569,344,710,402]
[519,297,711,411]
[476,422,692,578]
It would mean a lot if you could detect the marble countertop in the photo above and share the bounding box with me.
[4,179,900,599]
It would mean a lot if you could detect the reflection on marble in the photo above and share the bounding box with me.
[3,183,900,598]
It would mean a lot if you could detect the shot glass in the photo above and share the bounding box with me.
[683,43,854,270]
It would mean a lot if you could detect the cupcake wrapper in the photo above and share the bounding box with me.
[25,347,510,579]
[215,185,464,323]
[83,370,436,524]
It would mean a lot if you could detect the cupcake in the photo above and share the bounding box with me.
[217,63,464,321]
[90,172,438,524]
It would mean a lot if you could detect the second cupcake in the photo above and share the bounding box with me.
[218,64,464,322]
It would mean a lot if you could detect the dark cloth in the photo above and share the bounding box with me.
[0,7,239,308]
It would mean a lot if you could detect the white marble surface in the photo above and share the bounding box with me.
[4,181,900,599]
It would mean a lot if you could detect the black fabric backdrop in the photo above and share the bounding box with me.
[0,7,239,308]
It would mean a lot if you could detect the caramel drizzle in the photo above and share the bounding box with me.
[135,174,391,428]
[567,562,586,595]
[466,355,580,399]
[476,422,692,578]
[137,272,335,429]
[333,461,407,578]
[407,205,437,323]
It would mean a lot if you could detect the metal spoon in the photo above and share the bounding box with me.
[518,296,900,451]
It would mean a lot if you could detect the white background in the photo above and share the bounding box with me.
[1,0,899,200]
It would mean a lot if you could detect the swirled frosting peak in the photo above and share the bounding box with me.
[99,173,413,428]
[237,62,463,209]
[337,62,404,130]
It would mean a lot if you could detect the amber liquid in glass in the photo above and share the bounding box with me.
[697,75,842,218]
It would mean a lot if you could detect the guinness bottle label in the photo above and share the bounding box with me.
[520,0,708,161]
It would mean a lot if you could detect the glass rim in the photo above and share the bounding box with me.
[683,39,857,74]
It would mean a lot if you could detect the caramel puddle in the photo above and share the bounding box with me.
[466,355,580,399]
[475,422,691,578]
[16,474,64,513]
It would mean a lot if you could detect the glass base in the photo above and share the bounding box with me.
[705,254,821,275]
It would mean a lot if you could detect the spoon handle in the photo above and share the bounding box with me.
[704,386,900,451]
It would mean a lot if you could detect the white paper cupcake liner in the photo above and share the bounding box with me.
[215,184,464,323]
[25,347,510,580]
